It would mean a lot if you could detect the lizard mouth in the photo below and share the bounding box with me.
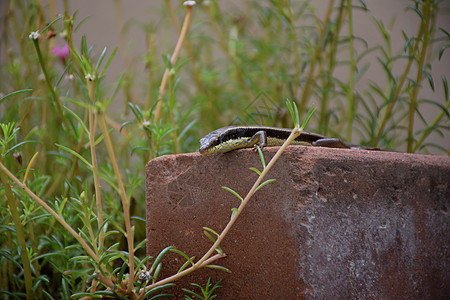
[199,145,211,155]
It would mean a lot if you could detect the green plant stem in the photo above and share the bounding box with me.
[154,4,193,123]
[27,220,44,300]
[87,80,104,251]
[164,0,222,124]
[298,0,335,116]
[374,18,424,146]
[407,0,431,153]
[0,160,34,300]
[168,74,180,154]
[346,0,356,141]
[412,100,450,153]
[138,254,224,298]
[32,39,73,145]
[9,3,34,83]
[97,111,134,293]
[145,32,156,111]
[320,0,345,133]
[283,2,302,100]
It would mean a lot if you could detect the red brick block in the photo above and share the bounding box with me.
[146,146,450,299]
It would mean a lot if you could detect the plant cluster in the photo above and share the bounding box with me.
[0,0,448,299]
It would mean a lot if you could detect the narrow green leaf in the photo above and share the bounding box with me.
[285,99,300,127]
[0,250,23,269]
[41,16,63,34]
[68,46,88,75]
[221,186,243,201]
[439,27,450,39]
[94,128,112,146]
[68,255,90,262]
[149,293,175,300]
[74,15,91,32]
[161,54,172,69]
[249,167,262,176]
[402,31,413,52]
[120,121,136,132]
[231,208,240,218]
[203,227,220,237]
[0,89,32,105]
[182,289,202,299]
[143,283,176,297]
[117,262,128,284]
[355,0,367,10]
[31,252,67,263]
[5,140,39,156]
[205,265,232,273]
[93,291,127,300]
[169,248,192,264]
[95,47,107,72]
[215,246,223,255]
[376,57,395,83]
[55,144,92,168]
[417,99,449,116]
[149,246,175,274]
[81,35,88,57]
[70,292,102,299]
[109,72,125,102]
[177,256,196,273]
[128,102,144,121]
[293,101,300,126]
[439,45,449,60]
[442,75,448,100]
[135,239,148,254]
[408,6,423,21]
[424,70,434,91]
[256,146,266,168]
[178,119,197,140]
[174,58,191,73]
[301,104,316,130]
[255,179,276,192]
[153,262,162,281]
[64,106,89,135]
[55,63,71,88]
[62,96,90,109]
[99,47,118,78]
[203,231,216,244]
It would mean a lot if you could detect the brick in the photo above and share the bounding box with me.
[146,146,450,299]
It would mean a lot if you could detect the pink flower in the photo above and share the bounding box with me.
[52,44,70,61]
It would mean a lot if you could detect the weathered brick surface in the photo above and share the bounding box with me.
[146,146,450,299]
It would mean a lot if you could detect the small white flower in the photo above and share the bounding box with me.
[183,1,196,7]
[29,31,40,40]
[142,121,151,127]
[85,74,95,81]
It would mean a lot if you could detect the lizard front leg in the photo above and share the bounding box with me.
[247,130,267,149]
